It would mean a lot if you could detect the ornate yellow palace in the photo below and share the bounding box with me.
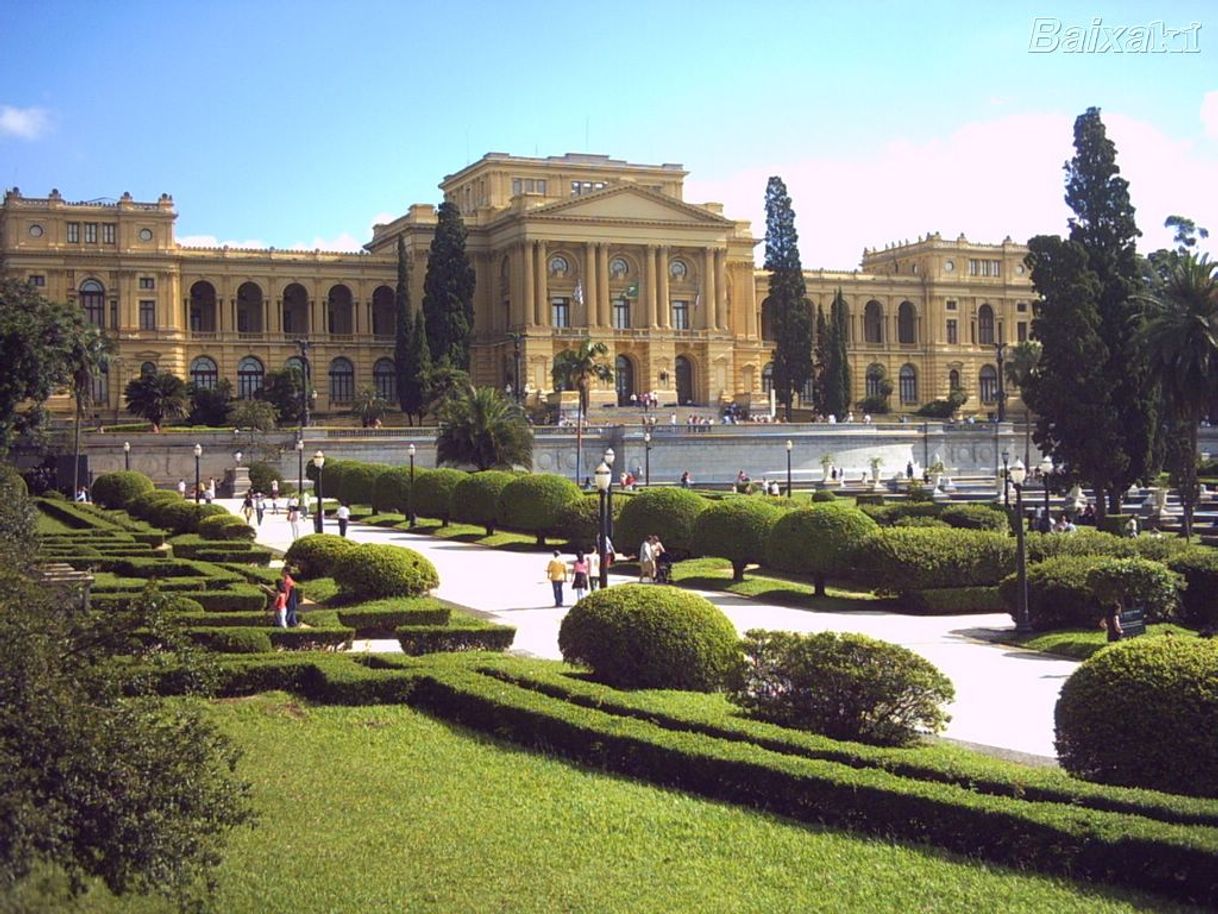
[0,152,1034,418]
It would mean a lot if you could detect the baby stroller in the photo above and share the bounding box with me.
[655,552,674,585]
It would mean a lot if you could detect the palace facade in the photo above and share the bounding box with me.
[0,152,1033,418]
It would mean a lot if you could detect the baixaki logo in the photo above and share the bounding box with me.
[1029,17,1201,53]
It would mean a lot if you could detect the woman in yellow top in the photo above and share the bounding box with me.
[546,550,568,607]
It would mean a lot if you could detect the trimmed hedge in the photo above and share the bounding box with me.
[900,587,1006,614]
[857,528,1015,594]
[197,514,257,541]
[766,505,878,595]
[450,470,517,535]
[371,466,412,514]
[337,598,452,637]
[396,620,516,655]
[331,543,439,600]
[553,495,623,551]
[412,467,465,525]
[338,462,390,507]
[1056,637,1218,798]
[283,533,356,578]
[939,503,1009,532]
[498,474,583,544]
[558,585,740,691]
[187,627,273,654]
[691,497,783,582]
[90,471,155,508]
[614,487,708,559]
[1167,548,1218,626]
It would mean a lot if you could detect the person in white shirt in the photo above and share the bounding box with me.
[177,478,187,498]
[337,502,351,537]
[286,497,301,540]
[638,537,655,582]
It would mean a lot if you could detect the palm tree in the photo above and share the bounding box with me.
[435,386,533,471]
[552,340,613,483]
[124,370,188,432]
[68,327,115,494]
[1141,253,1218,540]
[1003,340,1042,464]
[351,386,389,428]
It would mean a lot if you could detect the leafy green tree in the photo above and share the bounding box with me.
[819,289,850,420]
[393,235,413,416]
[0,276,89,452]
[256,367,304,426]
[186,378,233,427]
[400,308,431,425]
[123,371,187,431]
[1140,253,1218,539]
[764,177,813,420]
[1004,340,1041,463]
[552,339,613,423]
[1022,107,1155,518]
[68,326,115,495]
[435,386,533,470]
[421,362,471,418]
[857,364,893,414]
[351,385,390,427]
[1165,214,1209,249]
[421,201,476,369]
[229,397,278,432]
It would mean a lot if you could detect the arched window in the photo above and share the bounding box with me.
[949,369,961,391]
[864,300,883,344]
[139,361,157,377]
[329,357,355,402]
[614,355,635,406]
[327,285,354,335]
[80,279,105,327]
[899,364,918,404]
[189,281,217,333]
[236,281,264,333]
[237,356,265,399]
[865,363,886,398]
[282,283,309,335]
[373,358,396,401]
[978,304,995,345]
[979,365,998,403]
[762,362,774,395]
[760,298,775,341]
[190,356,218,390]
[898,301,916,344]
[371,286,395,337]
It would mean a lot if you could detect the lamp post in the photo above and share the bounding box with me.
[295,437,304,503]
[1001,450,1010,508]
[1039,455,1053,522]
[193,444,202,503]
[1010,458,1031,633]
[786,439,793,497]
[312,450,325,533]
[995,341,1007,423]
[604,447,615,542]
[595,460,611,589]
[643,431,651,487]
[123,440,131,471]
[408,443,417,526]
[295,339,312,429]
[508,331,523,404]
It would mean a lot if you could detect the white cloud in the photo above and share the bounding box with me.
[0,105,51,140]
[686,109,1218,268]
[176,234,268,250]
[1202,90,1218,140]
[292,232,365,253]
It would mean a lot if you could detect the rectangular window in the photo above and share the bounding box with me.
[551,297,570,328]
[102,223,116,244]
[671,299,689,330]
[512,178,522,195]
[570,180,607,196]
[945,298,957,311]
[109,299,118,329]
[84,223,98,244]
[1017,321,1028,342]
[29,274,45,287]
[613,298,631,330]
[139,276,155,290]
[946,319,958,344]
[67,222,79,243]
[139,300,156,330]
[1016,300,1028,312]
[968,259,978,276]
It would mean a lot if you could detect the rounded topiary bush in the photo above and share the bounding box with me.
[331,543,439,600]
[372,466,413,514]
[338,463,389,507]
[1167,548,1218,627]
[731,629,955,746]
[766,505,878,595]
[126,489,181,523]
[811,489,837,503]
[692,497,783,582]
[91,471,154,508]
[311,458,355,499]
[557,584,740,691]
[892,516,951,529]
[856,527,1015,594]
[412,468,465,525]
[1025,529,1131,563]
[554,494,624,551]
[498,474,583,545]
[154,500,226,535]
[1055,637,1218,797]
[197,514,257,541]
[450,470,517,534]
[283,533,356,579]
[939,503,1009,532]
[248,461,286,494]
[614,487,708,559]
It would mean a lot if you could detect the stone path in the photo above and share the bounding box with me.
[229,501,1076,760]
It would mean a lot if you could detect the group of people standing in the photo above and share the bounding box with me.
[270,567,301,628]
[546,544,610,607]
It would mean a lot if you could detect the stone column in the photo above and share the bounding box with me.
[535,240,548,326]
[584,243,598,328]
[703,248,717,330]
[658,247,671,329]
[715,250,728,332]
[645,245,658,328]
[597,244,611,328]
[523,241,536,328]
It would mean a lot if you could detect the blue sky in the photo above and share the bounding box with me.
[2,0,1214,267]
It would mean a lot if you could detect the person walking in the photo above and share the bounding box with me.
[287,498,301,540]
[241,490,255,524]
[587,548,601,591]
[337,502,351,538]
[205,477,216,504]
[272,580,288,628]
[546,550,568,607]
[254,490,266,526]
[1102,602,1124,642]
[270,478,279,505]
[639,535,655,583]
[282,567,299,627]
[177,478,187,499]
[571,551,589,602]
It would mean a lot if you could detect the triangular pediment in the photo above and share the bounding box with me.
[527,185,731,225]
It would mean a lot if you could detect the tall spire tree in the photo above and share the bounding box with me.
[812,304,830,417]
[1022,106,1156,518]
[400,308,431,425]
[393,235,413,416]
[763,177,813,420]
[421,201,476,369]
[827,288,851,419]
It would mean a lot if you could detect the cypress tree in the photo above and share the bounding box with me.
[812,304,830,417]
[421,201,476,369]
[393,236,413,415]
[823,288,851,420]
[763,177,813,421]
[400,308,431,425]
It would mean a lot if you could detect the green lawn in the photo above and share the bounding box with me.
[35,506,76,534]
[660,556,889,612]
[1009,623,1202,659]
[73,693,1205,913]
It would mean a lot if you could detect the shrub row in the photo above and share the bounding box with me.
[900,587,1006,614]
[336,597,451,637]
[396,622,516,655]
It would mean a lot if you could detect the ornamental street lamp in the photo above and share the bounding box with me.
[508,331,523,404]
[995,341,1008,423]
[408,443,417,526]
[1039,455,1053,521]
[295,339,312,429]
[643,431,652,487]
[786,439,794,497]
[1002,450,1010,508]
[193,443,202,504]
[1010,458,1031,633]
[123,440,131,471]
[312,450,326,533]
[295,437,304,502]
[595,460,611,590]
[604,447,616,542]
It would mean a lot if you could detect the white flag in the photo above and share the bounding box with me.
[574,279,584,306]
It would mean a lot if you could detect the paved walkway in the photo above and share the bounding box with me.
[229,502,1076,760]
